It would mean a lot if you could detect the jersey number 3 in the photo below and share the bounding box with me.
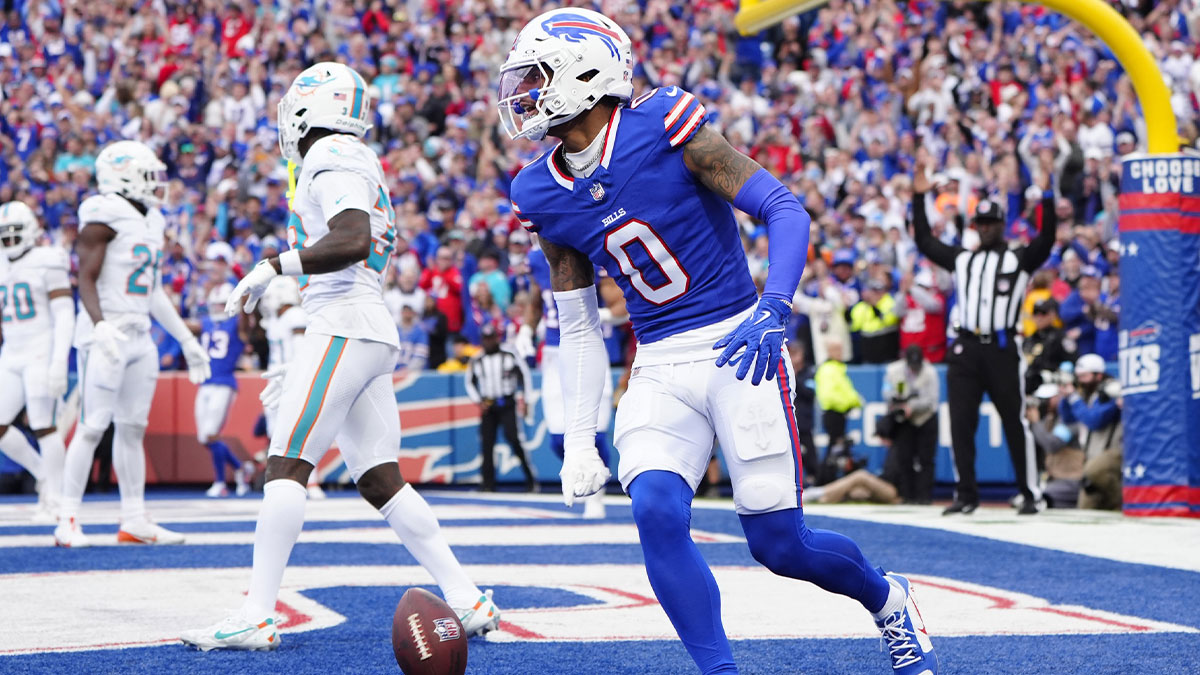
[604,219,690,305]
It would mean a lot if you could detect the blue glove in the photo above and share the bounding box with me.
[713,295,792,385]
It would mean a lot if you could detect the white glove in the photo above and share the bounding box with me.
[46,361,68,400]
[91,320,129,363]
[226,260,279,315]
[180,336,212,385]
[559,444,610,507]
[260,364,288,411]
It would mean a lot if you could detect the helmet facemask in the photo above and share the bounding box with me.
[0,221,31,260]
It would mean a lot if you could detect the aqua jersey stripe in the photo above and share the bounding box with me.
[285,337,347,458]
[349,70,366,119]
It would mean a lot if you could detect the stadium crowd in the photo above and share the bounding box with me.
[1,0,1197,382]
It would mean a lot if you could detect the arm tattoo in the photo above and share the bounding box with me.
[682,125,764,202]
[540,237,595,292]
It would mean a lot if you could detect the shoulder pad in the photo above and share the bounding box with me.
[34,246,70,271]
[78,193,135,226]
[302,135,379,181]
[635,86,707,149]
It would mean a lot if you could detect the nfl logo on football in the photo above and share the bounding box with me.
[433,617,461,642]
[589,182,605,201]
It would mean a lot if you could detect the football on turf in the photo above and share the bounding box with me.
[391,588,468,674]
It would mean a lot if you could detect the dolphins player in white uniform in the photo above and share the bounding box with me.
[258,276,324,498]
[54,141,211,548]
[182,63,499,651]
[0,202,74,521]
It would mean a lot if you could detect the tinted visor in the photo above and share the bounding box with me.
[496,63,550,137]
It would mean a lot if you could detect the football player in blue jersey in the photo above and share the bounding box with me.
[499,8,937,675]
[193,283,252,497]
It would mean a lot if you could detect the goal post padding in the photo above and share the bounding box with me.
[1118,154,1200,517]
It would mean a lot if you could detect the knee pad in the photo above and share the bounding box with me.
[732,476,794,515]
[629,471,692,534]
[115,423,148,445]
[74,423,108,448]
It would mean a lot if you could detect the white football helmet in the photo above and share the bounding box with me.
[0,201,42,260]
[258,276,302,319]
[497,8,633,141]
[95,140,168,206]
[207,282,235,313]
[278,62,373,163]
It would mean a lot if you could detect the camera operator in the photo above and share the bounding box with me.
[1023,299,1076,395]
[1058,354,1123,510]
[879,345,941,504]
[1027,381,1083,508]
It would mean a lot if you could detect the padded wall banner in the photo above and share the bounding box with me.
[33,366,1023,490]
[1118,154,1200,517]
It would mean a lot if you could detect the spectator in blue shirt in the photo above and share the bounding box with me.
[1060,267,1113,358]
[396,303,430,377]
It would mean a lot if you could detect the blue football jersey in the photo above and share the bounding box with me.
[510,87,756,344]
[200,314,243,389]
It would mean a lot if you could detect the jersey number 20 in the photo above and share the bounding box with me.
[604,219,690,305]
[0,283,35,322]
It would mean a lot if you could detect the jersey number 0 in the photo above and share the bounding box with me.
[603,219,690,305]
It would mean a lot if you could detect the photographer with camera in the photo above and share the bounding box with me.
[878,346,941,504]
[1058,354,1123,510]
[1023,299,1076,395]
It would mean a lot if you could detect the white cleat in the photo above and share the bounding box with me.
[306,483,326,499]
[454,589,501,637]
[181,615,280,651]
[235,464,255,496]
[118,519,185,545]
[206,482,229,498]
[53,517,91,548]
[582,491,606,520]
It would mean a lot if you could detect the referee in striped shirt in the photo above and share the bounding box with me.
[465,323,536,491]
[911,163,1056,515]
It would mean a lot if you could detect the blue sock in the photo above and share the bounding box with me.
[208,440,241,476]
[630,471,736,674]
[550,433,565,461]
[739,506,890,613]
[593,432,611,467]
[206,442,226,482]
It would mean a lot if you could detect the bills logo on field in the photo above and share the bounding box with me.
[433,617,461,641]
[1119,321,1162,395]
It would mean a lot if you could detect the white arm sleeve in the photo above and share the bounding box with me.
[553,286,607,451]
[150,287,193,343]
[49,295,76,368]
[311,171,376,220]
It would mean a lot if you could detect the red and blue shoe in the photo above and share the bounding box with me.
[875,573,937,674]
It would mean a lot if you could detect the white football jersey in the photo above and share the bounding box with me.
[288,134,399,347]
[267,305,308,368]
[74,193,165,344]
[0,246,71,353]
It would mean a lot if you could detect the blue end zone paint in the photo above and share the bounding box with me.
[4,494,1199,674]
